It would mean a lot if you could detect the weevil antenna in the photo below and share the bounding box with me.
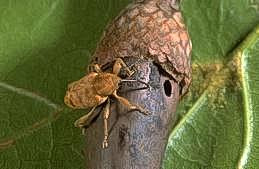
[120,79,150,89]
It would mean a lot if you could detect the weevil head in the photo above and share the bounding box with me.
[64,73,99,109]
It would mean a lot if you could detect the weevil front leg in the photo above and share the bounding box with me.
[113,58,135,77]
[74,106,99,134]
[112,90,149,115]
[87,63,102,73]
[102,99,111,148]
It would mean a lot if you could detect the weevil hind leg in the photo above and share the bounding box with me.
[113,58,135,77]
[112,90,149,115]
[74,106,99,134]
[102,99,111,148]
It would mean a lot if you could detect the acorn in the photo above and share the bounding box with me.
[92,0,192,96]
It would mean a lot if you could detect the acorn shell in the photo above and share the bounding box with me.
[91,0,192,95]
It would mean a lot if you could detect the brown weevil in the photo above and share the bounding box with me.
[64,58,149,148]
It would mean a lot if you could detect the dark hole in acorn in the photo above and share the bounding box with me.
[163,80,172,97]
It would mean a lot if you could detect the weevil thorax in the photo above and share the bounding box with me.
[64,72,107,109]
[93,72,121,96]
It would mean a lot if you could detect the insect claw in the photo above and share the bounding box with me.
[130,104,150,115]
[74,120,79,127]
[142,109,151,115]
[138,108,150,116]
[82,128,87,135]
[102,140,108,148]
[126,64,137,77]
[127,70,135,77]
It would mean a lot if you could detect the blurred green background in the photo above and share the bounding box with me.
[0,0,258,169]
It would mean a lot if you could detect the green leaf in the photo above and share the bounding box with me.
[237,26,259,169]
[182,0,259,62]
[0,0,130,168]
[163,71,245,168]
[163,0,259,168]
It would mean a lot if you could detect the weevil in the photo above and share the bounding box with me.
[64,58,149,148]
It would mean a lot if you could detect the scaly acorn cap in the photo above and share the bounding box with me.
[91,0,192,96]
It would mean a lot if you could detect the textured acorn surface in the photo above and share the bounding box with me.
[92,0,192,95]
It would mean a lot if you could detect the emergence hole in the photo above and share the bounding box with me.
[163,80,172,97]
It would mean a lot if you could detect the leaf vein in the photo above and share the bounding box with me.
[0,81,60,110]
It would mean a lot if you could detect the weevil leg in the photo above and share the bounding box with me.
[88,63,102,73]
[102,99,111,148]
[74,106,99,134]
[113,58,135,77]
[112,90,150,115]
[120,79,150,90]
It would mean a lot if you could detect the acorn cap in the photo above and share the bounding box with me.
[91,0,192,96]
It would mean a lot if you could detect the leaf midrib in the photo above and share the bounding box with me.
[237,25,259,169]
[0,81,60,109]
[0,81,64,151]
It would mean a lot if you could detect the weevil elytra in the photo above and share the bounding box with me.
[64,58,149,148]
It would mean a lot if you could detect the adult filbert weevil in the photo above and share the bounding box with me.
[64,58,149,148]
